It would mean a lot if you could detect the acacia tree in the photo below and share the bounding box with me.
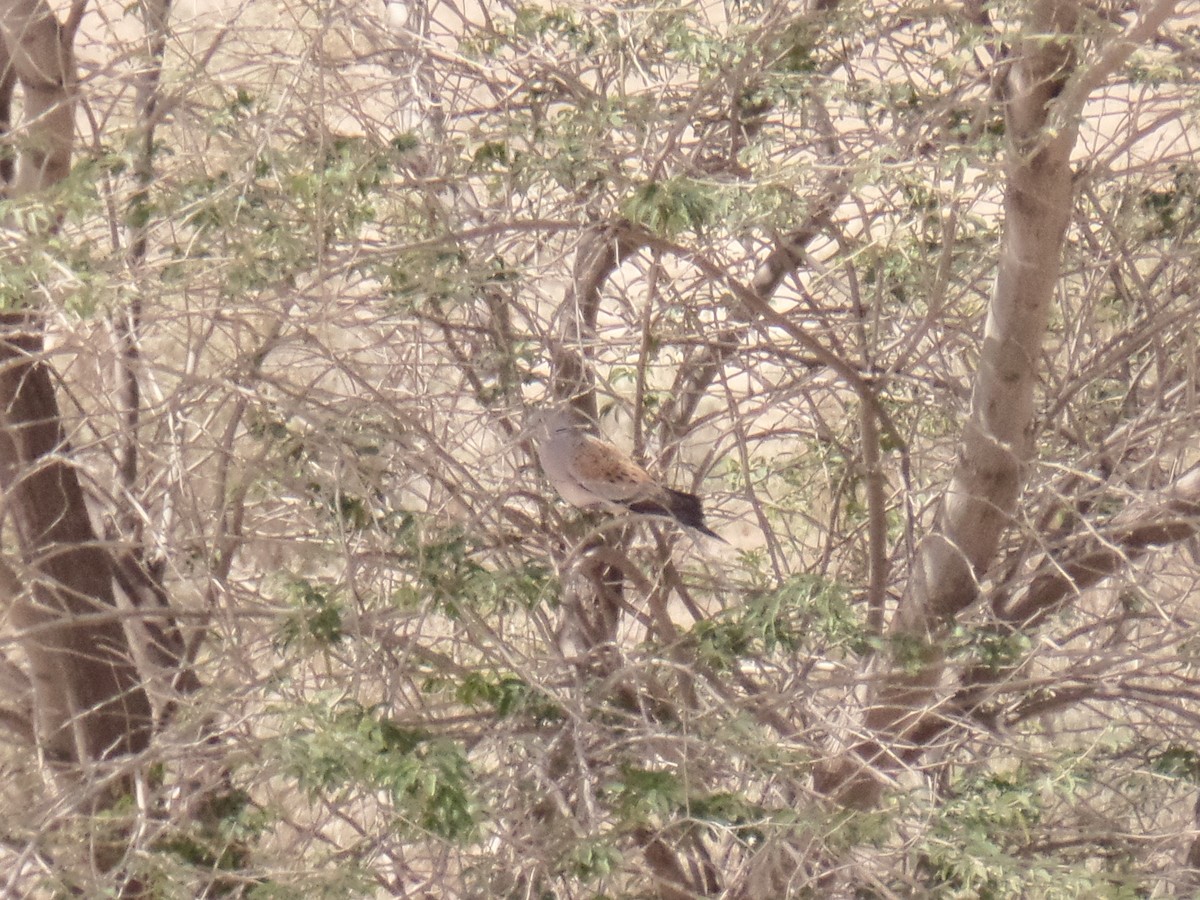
[818,0,1183,807]
[0,0,170,775]
[2,0,1200,896]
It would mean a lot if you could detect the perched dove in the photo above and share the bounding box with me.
[535,408,724,541]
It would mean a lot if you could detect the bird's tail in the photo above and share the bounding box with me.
[629,489,726,543]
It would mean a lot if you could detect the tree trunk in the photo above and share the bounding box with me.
[818,0,1083,809]
[815,0,1181,812]
[0,0,152,766]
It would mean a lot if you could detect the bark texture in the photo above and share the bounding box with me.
[0,0,152,764]
[819,0,1083,809]
[815,0,1181,812]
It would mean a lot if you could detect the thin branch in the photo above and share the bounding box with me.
[999,463,1200,628]
[1051,0,1180,130]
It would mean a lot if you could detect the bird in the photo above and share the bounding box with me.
[534,407,725,542]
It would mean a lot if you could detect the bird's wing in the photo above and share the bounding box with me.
[567,434,662,506]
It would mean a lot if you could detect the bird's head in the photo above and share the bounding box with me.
[526,404,589,439]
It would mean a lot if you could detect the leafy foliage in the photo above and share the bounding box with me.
[3,0,1199,897]
[280,700,479,841]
